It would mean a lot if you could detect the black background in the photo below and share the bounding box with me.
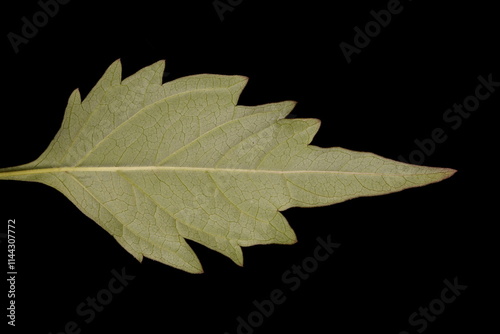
[1,0,498,333]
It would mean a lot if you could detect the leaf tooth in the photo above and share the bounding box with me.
[121,59,165,87]
[82,59,122,103]
[176,221,244,267]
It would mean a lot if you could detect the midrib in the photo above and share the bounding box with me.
[0,165,408,178]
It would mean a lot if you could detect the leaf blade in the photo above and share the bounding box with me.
[0,60,456,272]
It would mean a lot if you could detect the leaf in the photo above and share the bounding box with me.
[0,60,455,273]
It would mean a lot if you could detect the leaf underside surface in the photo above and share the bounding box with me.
[0,60,455,273]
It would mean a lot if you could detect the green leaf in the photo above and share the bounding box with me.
[0,60,455,273]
